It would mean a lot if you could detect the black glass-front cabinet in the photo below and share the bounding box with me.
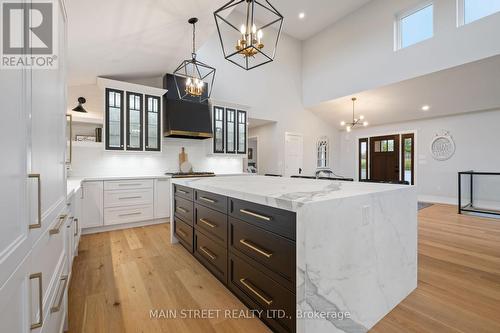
[105,89,161,152]
[237,110,247,154]
[105,88,124,150]
[212,106,246,155]
[225,108,236,153]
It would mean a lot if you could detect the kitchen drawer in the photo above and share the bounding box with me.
[104,204,153,226]
[41,257,69,333]
[174,196,194,225]
[229,253,295,333]
[194,189,227,213]
[175,217,193,253]
[104,188,153,208]
[174,184,194,201]
[30,214,67,312]
[229,198,296,241]
[229,217,295,290]
[194,203,227,245]
[194,230,227,284]
[104,179,153,191]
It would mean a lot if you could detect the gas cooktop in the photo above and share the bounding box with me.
[165,172,215,178]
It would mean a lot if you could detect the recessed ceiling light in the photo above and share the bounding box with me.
[421,105,430,111]
[299,12,305,19]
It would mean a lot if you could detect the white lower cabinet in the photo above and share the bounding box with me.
[154,178,171,218]
[0,255,31,333]
[81,181,104,228]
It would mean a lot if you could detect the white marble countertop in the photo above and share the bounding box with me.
[171,175,410,212]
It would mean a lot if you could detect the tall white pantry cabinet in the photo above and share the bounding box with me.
[0,1,71,332]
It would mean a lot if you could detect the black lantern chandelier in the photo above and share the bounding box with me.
[173,18,216,103]
[214,0,284,70]
[340,98,369,132]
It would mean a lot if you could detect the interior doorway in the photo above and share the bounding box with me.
[284,132,303,177]
[247,136,258,173]
[359,133,415,184]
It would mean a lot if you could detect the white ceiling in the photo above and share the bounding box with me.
[67,0,374,85]
[66,0,228,86]
[271,0,372,40]
[310,55,500,129]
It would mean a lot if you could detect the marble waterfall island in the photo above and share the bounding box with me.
[170,176,417,333]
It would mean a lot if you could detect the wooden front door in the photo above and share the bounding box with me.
[370,135,400,182]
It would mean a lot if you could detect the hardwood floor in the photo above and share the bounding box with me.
[371,204,500,333]
[68,204,500,333]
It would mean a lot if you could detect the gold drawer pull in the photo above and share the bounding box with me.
[49,214,67,235]
[200,196,216,203]
[119,196,142,200]
[51,275,69,313]
[30,272,43,329]
[240,239,273,258]
[239,209,271,221]
[177,229,187,239]
[199,218,216,228]
[118,183,142,186]
[199,246,216,260]
[177,189,188,194]
[74,218,79,237]
[239,278,273,305]
[177,207,188,213]
[29,174,42,229]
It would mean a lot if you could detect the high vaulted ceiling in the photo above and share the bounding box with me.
[67,0,373,85]
[310,55,500,129]
[67,0,228,86]
[271,0,372,40]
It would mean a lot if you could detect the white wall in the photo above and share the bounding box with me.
[198,14,338,176]
[69,138,243,177]
[302,0,500,107]
[338,110,500,207]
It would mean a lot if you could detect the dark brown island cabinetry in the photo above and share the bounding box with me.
[173,184,297,333]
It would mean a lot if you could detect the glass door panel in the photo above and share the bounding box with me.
[126,92,143,151]
[225,108,236,153]
[237,110,247,154]
[105,89,124,150]
[213,106,225,153]
[145,95,160,151]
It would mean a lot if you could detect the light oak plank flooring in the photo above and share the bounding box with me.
[68,204,500,333]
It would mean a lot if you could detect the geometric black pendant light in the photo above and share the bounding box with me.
[214,0,284,70]
[72,97,87,113]
[173,17,216,103]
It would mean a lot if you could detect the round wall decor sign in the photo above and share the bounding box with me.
[430,131,455,161]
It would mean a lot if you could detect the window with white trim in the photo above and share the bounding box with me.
[458,0,500,26]
[395,2,434,50]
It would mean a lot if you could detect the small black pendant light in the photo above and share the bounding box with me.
[72,97,87,113]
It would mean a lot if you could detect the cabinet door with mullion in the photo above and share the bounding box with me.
[105,88,124,150]
[225,108,236,154]
[237,110,247,154]
[213,106,225,153]
[126,92,143,151]
[145,95,161,151]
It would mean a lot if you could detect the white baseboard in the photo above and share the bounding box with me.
[418,195,455,205]
[81,217,170,235]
